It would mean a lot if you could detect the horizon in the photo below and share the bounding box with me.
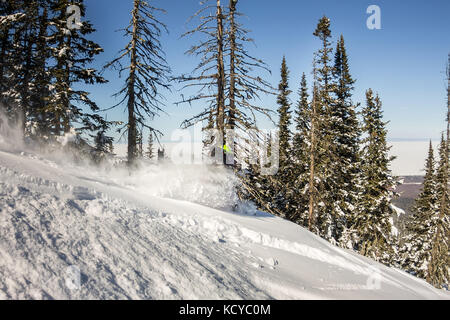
[111,140,441,176]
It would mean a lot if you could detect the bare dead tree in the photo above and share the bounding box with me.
[176,0,274,166]
[225,0,274,132]
[104,0,170,166]
[175,0,225,129]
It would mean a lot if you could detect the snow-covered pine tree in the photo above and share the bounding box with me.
[29,2,53,139]
[311,16,338,241]
[400,141,438,279]
[137,128,144,159]
[146,132,154,160]
[447,54,449,146]
[400,58,450,288]
[1,0,111,147]
[46,0,108,143]
[290,73,311,226]
[427,135,449,288]
[0,0,24,105]
[355,89,397,265]
[306,79,321,233]
[240,131,281,217]
[104,0,170,166]
[0,1,16,98]
[276,57,292,173]
[0,2,11,100]
[0,0,40,131]
[271,56,294,217]
[92,122,115,164]
[423,59,450,289]
[202,108,216,160]
[331,35,361,248]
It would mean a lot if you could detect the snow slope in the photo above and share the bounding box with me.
[0,147,448,300]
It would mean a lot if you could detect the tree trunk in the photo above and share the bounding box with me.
[54,8,67,136]
[62,35,72,134]
[228,0,237,129]
[0,27,8,91]
[216,0,226,164]
[127,0,139,165]
[308,87,317,231]
[228,0,237,165]
[36,6,49,135]
[21,28,33,134]
[447,54,449,146]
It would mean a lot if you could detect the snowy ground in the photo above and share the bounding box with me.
[0,142,448,299]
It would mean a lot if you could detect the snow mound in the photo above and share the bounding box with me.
[108,163,239,210]
[0,147,448,300]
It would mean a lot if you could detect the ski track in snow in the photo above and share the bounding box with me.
[0,149,448,300]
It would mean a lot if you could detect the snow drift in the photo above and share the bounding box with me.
[0,126,448,299]
[107,163,240,211]
[0,109,24,152]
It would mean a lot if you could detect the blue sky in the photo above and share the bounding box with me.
[81,0,450,143]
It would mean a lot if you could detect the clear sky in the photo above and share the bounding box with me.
[80,0,450,143]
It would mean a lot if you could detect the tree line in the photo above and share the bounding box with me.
[242,16,398,267]
[244,19,448,289]
[397,56,449,289]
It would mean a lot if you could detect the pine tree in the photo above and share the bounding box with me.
[311,16,337,241]
[276,57,292,171]
[29,2,53,139]
[46,0,108,143]
[92,122,115,164]
[138,129,145,159]
[426,55,450,289]
[105,0,170,166]
[400,58,450,288]
[1,0,111,148]
[0,0,40,131]
[0,0,22,103]
[427,135,449,288]
[13,0,53,139]
[290,73,311,226]
[0,1,18,99]
[240,131,281,217]
[10,1,37,130]
[202,108,216,160]
[400,141,438,279]
[447,54,449,146]
[306,81,321,233]
[146,132,154,160]
[331,35,361,248]
[270,57,294,217]
[355,89,397,265]
[239,58,291,219]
